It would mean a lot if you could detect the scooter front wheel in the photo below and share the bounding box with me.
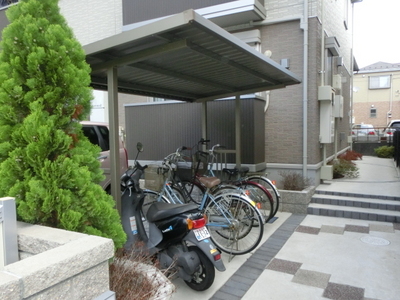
[184,246,215,291]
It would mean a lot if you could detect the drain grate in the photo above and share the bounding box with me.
[360,236,390,246]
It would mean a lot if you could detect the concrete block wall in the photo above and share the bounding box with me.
[0,222,115,300]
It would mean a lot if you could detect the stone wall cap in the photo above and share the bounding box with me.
[4,233,114,298]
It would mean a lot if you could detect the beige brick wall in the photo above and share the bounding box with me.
[59,0,123,46]
[353,101,400,129]
[353,70,400,127]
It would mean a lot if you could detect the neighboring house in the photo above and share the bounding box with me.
[353,62,400,128]
[0,0,358,186]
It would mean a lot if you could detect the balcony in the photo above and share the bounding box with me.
[123,0,266,28]
[196,0,266,28]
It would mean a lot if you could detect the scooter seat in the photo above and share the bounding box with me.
[147,202,199,222]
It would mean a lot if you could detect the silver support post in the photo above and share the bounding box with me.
[201,102,208,151]
[235,95,241,168]
[107,67,121,215]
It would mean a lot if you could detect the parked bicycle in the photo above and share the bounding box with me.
[220,162,281,219]
[148,146,265,256]
[173,139,276,222]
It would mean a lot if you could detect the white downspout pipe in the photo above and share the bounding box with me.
[301,0,309,178]
[388,74,393,124]
[320,0,327,166]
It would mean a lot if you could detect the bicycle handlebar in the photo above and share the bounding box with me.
[163,145,193,171]
[209,144,226,154]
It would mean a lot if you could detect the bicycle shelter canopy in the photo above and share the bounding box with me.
[83,9,301,211]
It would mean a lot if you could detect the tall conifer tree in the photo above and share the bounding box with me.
[0,0,126,248]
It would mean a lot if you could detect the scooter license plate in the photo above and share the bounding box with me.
[193,227,211,241]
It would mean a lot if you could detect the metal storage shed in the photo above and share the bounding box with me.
[83,9,301,211]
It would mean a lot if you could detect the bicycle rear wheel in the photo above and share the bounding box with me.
[236,181,274,223]
[204,193,263,255]
[247,176,280,217]
[179,180,205,204]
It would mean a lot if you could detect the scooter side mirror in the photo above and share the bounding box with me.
[137,142,144,152]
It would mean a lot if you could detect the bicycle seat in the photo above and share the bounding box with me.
[223,166,249,176]
[199,176,221,188]
[146,202,198,222]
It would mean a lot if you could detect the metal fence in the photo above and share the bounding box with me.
[351,126,395,143]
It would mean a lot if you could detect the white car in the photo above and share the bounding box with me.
[81,121,128,193]
[351,124,379,142]
[383,120,400,142]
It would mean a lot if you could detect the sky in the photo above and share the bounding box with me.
[353,0,400,68]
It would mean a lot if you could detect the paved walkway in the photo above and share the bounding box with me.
[171,156,400,300]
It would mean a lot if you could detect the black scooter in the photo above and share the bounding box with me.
[120,143,225,291]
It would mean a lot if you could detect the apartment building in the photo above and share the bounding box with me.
[353,62,400,128]
[0,0,358,185]
[119,0,356,184]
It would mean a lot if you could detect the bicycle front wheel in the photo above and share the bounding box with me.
[247,176,280,217]
[204,193,263,255]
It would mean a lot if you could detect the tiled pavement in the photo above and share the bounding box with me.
[210,214,306,300]
[241,216,400,300]
[171,214,400,300]
[171,157,400,300]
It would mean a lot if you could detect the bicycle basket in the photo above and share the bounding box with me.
[175,161,192,181]
[144,164,165,191]
[192,151,209,176]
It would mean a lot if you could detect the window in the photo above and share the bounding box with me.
[369,75,391,89]
[370,108,377,118]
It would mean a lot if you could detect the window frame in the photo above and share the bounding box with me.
[370,108,377,118]
[368,75,391,90]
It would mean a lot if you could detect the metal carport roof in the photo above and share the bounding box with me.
[83,9,301,211]
[84,9,300,102]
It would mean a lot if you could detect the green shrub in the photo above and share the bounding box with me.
[0,0,126,248]
[374,146,394,158]
[279,171,312,191]
[331,158,359,179]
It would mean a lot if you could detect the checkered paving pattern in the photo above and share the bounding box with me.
[210,219,398,300]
